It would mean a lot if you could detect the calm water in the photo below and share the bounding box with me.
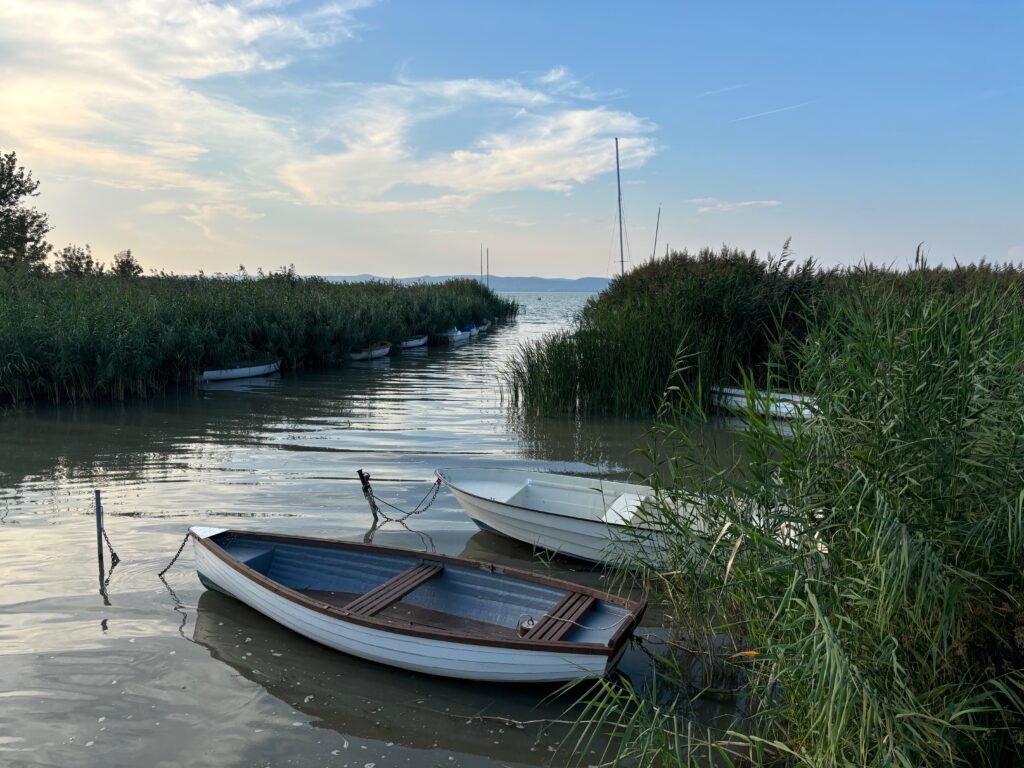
[0,292,739,768]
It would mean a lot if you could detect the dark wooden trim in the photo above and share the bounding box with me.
[524,591,596,642]
[191,530,647,656]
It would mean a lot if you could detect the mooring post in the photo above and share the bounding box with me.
[95,489,104,568]
[356,469,380,525]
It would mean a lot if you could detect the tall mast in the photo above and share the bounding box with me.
[486,247,489,288]
[480,243,483,284]
[651,205,661,260]
[615,138,625,276]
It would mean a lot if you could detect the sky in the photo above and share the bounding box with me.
[0,1,1021,278]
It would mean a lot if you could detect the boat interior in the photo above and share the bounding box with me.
[211,532,633,646]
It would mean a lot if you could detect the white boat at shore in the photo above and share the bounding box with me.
[189,526,646,682]
[436,467,680,564]
[398,335,428,349]
[349,341,392,361]
[444,327,471,343]
[200,359,281,382]
[711,385,814,420]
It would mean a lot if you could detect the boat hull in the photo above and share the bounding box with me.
[191,531,632,682]
[398,335,428,349]
[712,386,814,420]
[200,361,280,382]
[349,343,392,361]
[445,484,664,564]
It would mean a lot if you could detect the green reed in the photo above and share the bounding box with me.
[0,271,517,404]
[564,278,1024,766]
[505,246,1024,418]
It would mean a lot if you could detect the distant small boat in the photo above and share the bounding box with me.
[398,335,428,349]
[436,468,680,564]
[460,324,479,336]
[190,527,646,682]
[711,386,814,420]
[349,341,392,361]
[200,359,281,382]
[476,319,492,332]
[444,328,471,343]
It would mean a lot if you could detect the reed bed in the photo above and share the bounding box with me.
[0,271,516,404]
[505,247,1024,417]
[565,278,1024,766]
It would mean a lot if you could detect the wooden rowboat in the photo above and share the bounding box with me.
[190,527,646,682]
[200,359,280,382]
[349,341,392,361]
[444,327,471,343]
[436,468,680,564]
[398,335,428,349]
[711,385,814,420]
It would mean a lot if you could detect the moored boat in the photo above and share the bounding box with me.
[711,385,814,420]
[398,335,428,349]
[200,359,281,382]
[436,467,681,564]
[189,527,646,682]
[476,319,492,332]
[349,341,392,361]
[444,327,471,343]
[461,324,479,336]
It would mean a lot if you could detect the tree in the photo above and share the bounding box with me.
[0,150,51,269]
[54,243,104,275]
[111,249,143,277]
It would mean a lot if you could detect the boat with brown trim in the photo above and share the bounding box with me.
[189,527,646,682]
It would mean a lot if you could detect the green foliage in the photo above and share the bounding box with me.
[572,280,1024,766]
[111,249,143,278]
[505,246,1024,418]
[0,272,516,404]
[54,243,105,275]
[0,150,52,270]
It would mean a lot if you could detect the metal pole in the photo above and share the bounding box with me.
[651,205,660,260]
[95,489,104,568]
[615,138,625,276]
[480,243,483,284]
[486,248,489,288]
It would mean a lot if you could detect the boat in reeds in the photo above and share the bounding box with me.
[476,319,492,332]
[398,335,428,349]
[436,468,677,564]
[349,341,392,361]
[189,527,646,682]
[444,327,471,343]
[200,359,281,382]
[461,323,479,336]
[711,385,814,420]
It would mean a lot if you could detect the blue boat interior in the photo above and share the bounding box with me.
[209,532,631,645]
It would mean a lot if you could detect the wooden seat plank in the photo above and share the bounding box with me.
[524,590,596,642]
[343,563,442,617]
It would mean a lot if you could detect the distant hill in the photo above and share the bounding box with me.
[323,274,609,293]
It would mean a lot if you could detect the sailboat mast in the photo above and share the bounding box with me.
[615,138,625,276]
[486,248,489,288]
[651,205,661,260]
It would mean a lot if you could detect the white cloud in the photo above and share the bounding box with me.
[688,197,782,213]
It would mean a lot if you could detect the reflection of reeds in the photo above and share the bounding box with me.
[564,281,1024,766]
[505,245,1024,417]
[0,272,517,404]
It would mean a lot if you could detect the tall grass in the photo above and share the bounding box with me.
[0,270,516,404]
[505,246,1024,417]
[566,278,1024,766]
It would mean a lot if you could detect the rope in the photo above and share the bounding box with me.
[158,531,191,577]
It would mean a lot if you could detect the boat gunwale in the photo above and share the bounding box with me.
[436,468,661,534]
[192,528,646,655]
[200,360,281,381]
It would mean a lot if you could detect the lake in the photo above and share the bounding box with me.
[0,292,738,767]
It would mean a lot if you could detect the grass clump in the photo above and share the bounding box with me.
[0,270,516,404]
[567,278,1024,766]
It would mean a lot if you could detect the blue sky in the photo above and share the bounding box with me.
[1,1,1020,276]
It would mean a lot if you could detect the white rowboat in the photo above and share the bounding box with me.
[190,527,645,682]
[398,335,428,349]
[444,328,471,343]
[711,385,814,420]
[200,359,280,382]
[349,341,392,361]
[436,468,677,564]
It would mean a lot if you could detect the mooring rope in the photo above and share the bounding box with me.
[158,531,191,577]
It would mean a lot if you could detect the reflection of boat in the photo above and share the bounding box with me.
[349,341,392,361]
[711,386,814,420]
[437,467,674,564]
[476,319,492,332]
[190,527,646,682]
[444,328,471,342]
[192,590,591,764]
[200,359,280,382]
[398,335,428,349]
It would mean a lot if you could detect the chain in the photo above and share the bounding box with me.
[369,477,443,523]
[158,531,191,577]
[102,526,120,566]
